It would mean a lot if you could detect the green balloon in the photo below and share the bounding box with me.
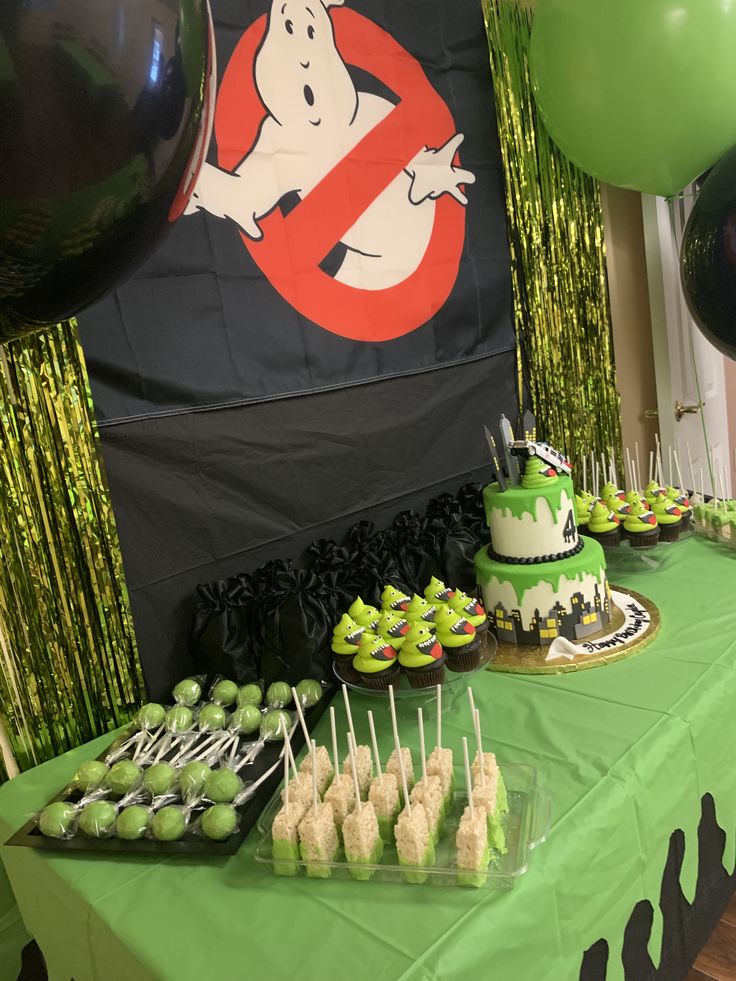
[530,0,736,196]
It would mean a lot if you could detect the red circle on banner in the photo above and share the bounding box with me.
[214,8,466,341]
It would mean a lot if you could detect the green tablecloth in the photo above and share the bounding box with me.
[2,536,736,981]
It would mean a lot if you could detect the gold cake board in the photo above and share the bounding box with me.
[487,586,660,675]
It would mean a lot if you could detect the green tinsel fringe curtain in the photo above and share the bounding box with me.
[0,322,143,781]
[483,0,622,465]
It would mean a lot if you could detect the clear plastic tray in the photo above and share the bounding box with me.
[254,763,550,889]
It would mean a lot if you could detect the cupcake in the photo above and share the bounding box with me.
[348,597,381,632]
[575,493,592,533]
[605,495,632,520]
[331,613,365,683]
[398,624,446,689]
[377,610,411,651]
[601,480,626,504]
[625,489,649,511]
[380,584,411,613]
[404,594,437,629]
[666,486,693,529]
[644,480,667,508]
[423,576,454,606]
[448,590,488,637]
[623,501,659,548]
[586,500,621,548]
[353,634,401,690]
[652,497,683,542]
[434,605,481,672]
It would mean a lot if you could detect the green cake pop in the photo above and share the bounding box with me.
[79,800,117,838]
[197,703,227,731]
[105,760,143,796]
[266,681,292,709]
[179,761,211,800]
[166,706,193,733]
[295,679,322,709]
[38,801,77,838]
[116,805,151,840]
[136,703,166,731]
[152,806,188,841]
[143,762,178,797]
[236,683,263,707]
[211,679,238,706]
[172,678,202,707]
[231,704,262,735]
[72,760,109,792]
[201,804,238,841]
[260,709,291,741]
[204,768,243,803]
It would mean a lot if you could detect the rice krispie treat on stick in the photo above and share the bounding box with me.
[367,709,400,843]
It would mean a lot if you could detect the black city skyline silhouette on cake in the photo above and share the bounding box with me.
[493,583,612,646]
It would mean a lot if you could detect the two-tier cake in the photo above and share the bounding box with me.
[475,437,612,646]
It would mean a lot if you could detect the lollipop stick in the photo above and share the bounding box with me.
[668,446,673,487]
[291,686,310,744]
[686,442,695,493]
[310,740,318,810]
[388,685,400,749]
[418,707,427,783]
[395,733,411,812]
[284,733,290,810]
[330,706,340,776]
[342,684,356,746]
[463,737,474,820]
[582,455,587,494]
[286,730,298,779]
[473,709,485,785]
[436,684,442,750]
[674,450,686,495]
[348,733,362,812]
[648,450,654,484]
[367,710,382,786]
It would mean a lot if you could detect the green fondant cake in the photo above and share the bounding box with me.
[475,451,611,646]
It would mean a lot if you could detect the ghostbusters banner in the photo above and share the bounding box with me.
[76,0,516,693]
[78,0,513,421]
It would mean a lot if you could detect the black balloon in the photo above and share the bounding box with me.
[0,0,213,343]
[681,146,736,360]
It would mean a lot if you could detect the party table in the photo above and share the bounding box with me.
[2,536,736,981]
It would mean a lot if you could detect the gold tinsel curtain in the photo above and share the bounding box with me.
[0,322,143,781]
[483,0,622,464]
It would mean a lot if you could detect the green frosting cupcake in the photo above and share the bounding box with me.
[404,594,437,628]
[652,496,683,542]
[605,495,632,518]
[622,500,659,548]
[353,634,399,690]
[587,500,621,547]
[400,624,445,667]
[448,590,487,630]
[377,610,411,650]
[575,494,592,528]
[521,454,558,488]
[434,606,478,649]
[601,481,625,503]
[152,806,188,841]
[423,577,454,605]
[625,490,648,510]
[644,481,667,506]
[331,614,365,655]
[380,585,411,612]
[348,597,380,631]
[39,801,77,838]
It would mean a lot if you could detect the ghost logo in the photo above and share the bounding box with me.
[187,0,474,341]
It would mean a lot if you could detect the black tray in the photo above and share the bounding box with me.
[5,688,335,856]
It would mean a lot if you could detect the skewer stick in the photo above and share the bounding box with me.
[648,450,654,484]
[463,737,474,820]
[582,455,587,494]
[686,443,696,494]
[285,729,299,780]
[310,739,318,810]
[474,709,485,786]
[719,470,728,511]
[673,450,686,495]
[395,736,411,812]
[635,442,641,489]
[291,686,310,744]
[388,685,400,750]
[367,710,382,786]
[701,468,705,505]
[342,684,356,746]
[348,733,362,813]
[593,460,600,499]
[609,452,617,488]
[668,446,673,488]
[284,732,290,810]
[418,707,427,784]
[330,706,340,777]
[436,684,442,750]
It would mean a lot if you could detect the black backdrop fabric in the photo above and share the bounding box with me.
[76,0,517,697]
